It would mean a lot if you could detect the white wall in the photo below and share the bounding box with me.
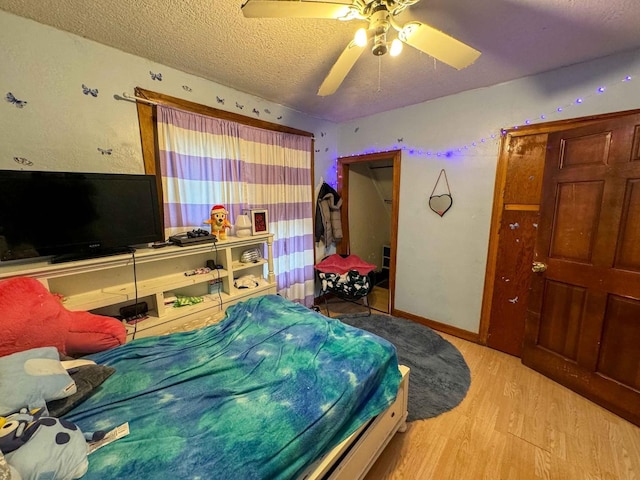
[0,10,335,176]
[338,48,640,333]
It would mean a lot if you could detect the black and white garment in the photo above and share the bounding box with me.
[319,270,371,299]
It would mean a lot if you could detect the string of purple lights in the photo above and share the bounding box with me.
[337,74,635,162]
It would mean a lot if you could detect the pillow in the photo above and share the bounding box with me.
[314,254,377,275]
[46,363,115,417]
[0,347,76,416]
[0,276,126,357]
[4,410,89,480]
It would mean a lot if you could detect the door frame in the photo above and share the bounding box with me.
[479,108,640,349]
[337,150,401,314]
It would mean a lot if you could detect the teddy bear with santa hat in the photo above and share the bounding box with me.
[204,205,232,240]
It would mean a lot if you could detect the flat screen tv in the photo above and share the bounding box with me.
[0,170,164,263]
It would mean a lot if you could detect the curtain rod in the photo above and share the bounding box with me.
[116,92,158,106]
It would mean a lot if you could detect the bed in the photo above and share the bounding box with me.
[56,294,409,479]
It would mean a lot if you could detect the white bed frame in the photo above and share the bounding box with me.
[0,243,410,479]
[299,365,410,480]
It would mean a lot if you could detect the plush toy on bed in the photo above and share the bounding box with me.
[204,204,231,240]
[0,407,104,480]
[0,276,126,358]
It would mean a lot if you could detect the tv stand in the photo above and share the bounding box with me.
[0,234,276,341]
[51,246,134,264]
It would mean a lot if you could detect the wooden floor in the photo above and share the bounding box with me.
[321,285,390,316]
[326,303,640,480]
[367,333,640,480]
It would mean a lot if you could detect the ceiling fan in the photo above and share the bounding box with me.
[241,0,481,96]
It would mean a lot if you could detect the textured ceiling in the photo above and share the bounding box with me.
[1,0,640,122]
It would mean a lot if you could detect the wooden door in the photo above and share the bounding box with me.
[485,134,546,356]
[522,112,640,426]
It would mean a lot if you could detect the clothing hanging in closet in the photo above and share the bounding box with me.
[314,182,343,244]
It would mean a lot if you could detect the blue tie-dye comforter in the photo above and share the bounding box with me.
[67,295,401,480]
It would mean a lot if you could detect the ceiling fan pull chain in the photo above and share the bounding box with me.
[378,56,382,92]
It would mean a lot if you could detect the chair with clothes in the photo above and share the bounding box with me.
[315,254,377,317]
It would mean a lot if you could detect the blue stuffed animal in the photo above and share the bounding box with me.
[0,407,102,480]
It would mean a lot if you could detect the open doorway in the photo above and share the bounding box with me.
[337,150,401,314]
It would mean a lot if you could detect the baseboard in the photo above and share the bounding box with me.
[391,309,480,344]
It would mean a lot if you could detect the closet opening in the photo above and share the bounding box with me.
[337,150,401,315]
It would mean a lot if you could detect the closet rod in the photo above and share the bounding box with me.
[118,92,158,106]
[369,165,393,170]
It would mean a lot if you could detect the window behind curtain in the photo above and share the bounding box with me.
[155,104,315,306]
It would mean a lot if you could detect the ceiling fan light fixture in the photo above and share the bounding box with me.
[389,38,403,56]
[243,0,483,95]
[354,27,368,47]
[338,6,364,21]
[372,33,388,56]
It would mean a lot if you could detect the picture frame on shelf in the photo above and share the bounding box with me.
[249,209,268,235]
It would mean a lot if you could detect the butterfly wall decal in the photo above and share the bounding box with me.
[97,148,112,155]
[82,84,98,97]
[5,92,27,108]
[13,156,33,166]
[235,102,244,110]
[252,108,260,116]
[149,71,163,81]
[216,96,225,104]
[182,85,192,92]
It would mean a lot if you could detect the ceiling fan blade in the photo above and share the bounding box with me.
[242,0,355,19]
[317,40,365,96]
[399,21,481,70]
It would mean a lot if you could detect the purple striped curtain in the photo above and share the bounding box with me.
[157,106,315,305]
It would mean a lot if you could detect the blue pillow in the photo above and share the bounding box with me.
[0,347,76,416]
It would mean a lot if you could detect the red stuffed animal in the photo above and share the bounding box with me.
[0,277,126,357]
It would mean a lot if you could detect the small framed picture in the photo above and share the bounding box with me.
[250,209,269,235]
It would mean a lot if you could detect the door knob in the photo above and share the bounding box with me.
[532,261,547,273]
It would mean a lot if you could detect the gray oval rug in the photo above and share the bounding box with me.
[339,313,471,422]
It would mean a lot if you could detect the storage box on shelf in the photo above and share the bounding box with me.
[0,233,276,340]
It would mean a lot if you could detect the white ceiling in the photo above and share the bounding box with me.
[1,0,640,123]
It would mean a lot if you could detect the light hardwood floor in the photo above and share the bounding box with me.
[367,332,640,480]
[327,303,640,480]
